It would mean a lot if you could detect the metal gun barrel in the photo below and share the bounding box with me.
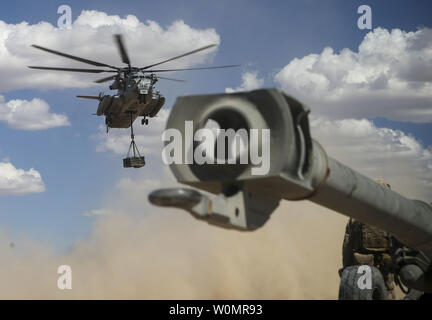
[154,88,432,259]
[310,156,432,257]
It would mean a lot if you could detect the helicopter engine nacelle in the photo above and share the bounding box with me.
[149,96,165,118]
[97,95,112,116]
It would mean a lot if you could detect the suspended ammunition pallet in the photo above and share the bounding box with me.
[123,156,145,168]
[123,136,145,168]
[123,111,146,168]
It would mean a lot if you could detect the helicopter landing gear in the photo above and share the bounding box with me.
[141,116,149,125]
[105,116,112,133]
[139,94,147,104]
[123,112,145,168]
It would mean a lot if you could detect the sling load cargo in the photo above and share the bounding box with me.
[123,139,145,168]
[123,113,145,168]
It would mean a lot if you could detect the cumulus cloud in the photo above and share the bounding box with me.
[0,95,69,130]
[275,28,432,122]
[95,108,169,156]
[82,209,111,217]
[310,116,432,201]
[1,10,220,91]
[0,161,45,195]
[225,71,264,93]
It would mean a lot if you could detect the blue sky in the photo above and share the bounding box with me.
[0,0,431,251]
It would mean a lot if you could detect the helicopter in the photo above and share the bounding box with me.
[28,34,238,168]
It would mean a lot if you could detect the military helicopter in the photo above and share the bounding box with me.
[28,34,238,168]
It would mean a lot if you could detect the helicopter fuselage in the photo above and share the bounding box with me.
[96,72,165,128]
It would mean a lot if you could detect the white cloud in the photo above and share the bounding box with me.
[1,10,220,91]
[82,209,111,217]
[225,71,264,93]
[0,161,45,195]
[310,116,432,200]
[95,108,169,156]
[0,95,69,130]
[275,28,432,122]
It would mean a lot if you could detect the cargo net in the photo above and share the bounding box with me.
[123,137,145,168]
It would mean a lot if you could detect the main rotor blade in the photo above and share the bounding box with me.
[114,34,131,67]
[145,65,240,73]
[76,95,102,100]
[31,45,119,69]
[94,75,117,83]
[157,76,186,82]
[28,66,118,73]
[141,44,217,70]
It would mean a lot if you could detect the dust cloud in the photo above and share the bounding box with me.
[0,201,347,299]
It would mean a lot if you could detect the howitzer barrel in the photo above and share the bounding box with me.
[151,88,432,259]
[310,157,432,258]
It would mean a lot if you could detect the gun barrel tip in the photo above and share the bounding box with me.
[148,188,203,209]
